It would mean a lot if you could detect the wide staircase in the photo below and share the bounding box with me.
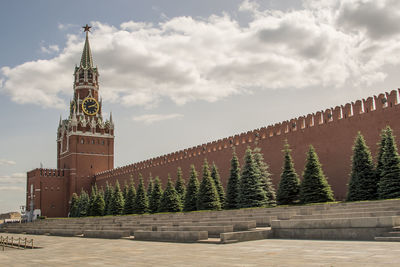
[1,199,400,243]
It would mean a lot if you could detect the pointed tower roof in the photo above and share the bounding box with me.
[80,24,93,69]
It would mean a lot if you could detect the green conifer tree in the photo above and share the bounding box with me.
[135,174,149,214]
[376,128,388,185]
[197,159,221,210]
[92,188,105,216]
[277,141,300,205]
[147,174,154,199]
[378,127,400,199]
[149,176,163,213]
[160,175,182,212]
[87,184,98,216]
[69,193,79,217]
[78,189,90,217]
[184,165,200,211]
[239,147,266,208]
[122,181,129,201]
[175,167,186,204]
[226,151,241,209]
[211,162,226,208]
[300,145,335,204]
[347,132,377,201]
[253,147,276,206]
[110,181,125,215]
[124,179,136,214]
[103,182,113,215]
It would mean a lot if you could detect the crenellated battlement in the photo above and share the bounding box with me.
[28,168,69,178]
[96,89,400,182]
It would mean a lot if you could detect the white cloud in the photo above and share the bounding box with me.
[1,0,400,109]
[0,159,16,166]
[58,23,76,30]
[0,186,25,192]
[41,44,60,54]
[132,113,183,124]
[0,173,26,184]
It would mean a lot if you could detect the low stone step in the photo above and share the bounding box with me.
[292,211,400,220]
[134,230,208,243]
[378,231,400,237]
[178,221,256,231]
[191,216,277,227]
[83,230,130,239]
[220,228,272,243]
[271,216,400,229]
[375,237,400,242]
[158,225,233,237]
[25,229,49,235]
[49,229,83,236]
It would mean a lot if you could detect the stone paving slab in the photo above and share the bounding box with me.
[1,234,400,266]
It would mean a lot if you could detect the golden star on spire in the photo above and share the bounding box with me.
[82,24,92,32]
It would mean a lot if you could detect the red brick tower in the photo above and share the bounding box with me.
[57,25,114,201]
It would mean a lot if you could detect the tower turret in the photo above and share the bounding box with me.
[56,24,115,202]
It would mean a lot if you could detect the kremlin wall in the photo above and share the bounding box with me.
[25,26,400,218]
[95,90,400,202]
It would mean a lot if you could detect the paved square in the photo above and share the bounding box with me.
[1,234,400,266]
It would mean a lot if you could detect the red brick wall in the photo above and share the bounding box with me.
[96,90,400,201]
[27,169,69,217]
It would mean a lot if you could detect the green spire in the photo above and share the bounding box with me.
[80,24,94,69]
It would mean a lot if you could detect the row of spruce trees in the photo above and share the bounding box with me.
[69,147,278,217]
[347,126,400,201]
[276,126,400,205]
[69,126,400,217]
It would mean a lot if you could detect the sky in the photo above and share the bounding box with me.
[1,0,400,214]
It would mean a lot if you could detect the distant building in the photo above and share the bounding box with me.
[0,212,21,224]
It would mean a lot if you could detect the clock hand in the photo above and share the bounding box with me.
[88,104,97,108]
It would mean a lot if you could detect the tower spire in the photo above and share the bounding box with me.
[80,24,93,69]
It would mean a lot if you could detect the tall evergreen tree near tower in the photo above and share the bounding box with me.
[175,167,186,204]
[253,147,276,206]
[226,151,241,209]
[300,145,335,204]
[378,127,400,199]
[92,188,105,216]
[184,165,200,211]
[124,180,136,214]
[160,175,182,212]
[69,193,79,217]
[104,182,113,215]
[149,176,163,213]
[211,162,226,208]
[376,128,389,184]
[347,132,377,201]
[135,174,149,214]
[110,180,125,215]
[88,185,97,216]
[277,141,300,205]
[239,147,266,208]
[78,189,90,217]
[197,159,221,210]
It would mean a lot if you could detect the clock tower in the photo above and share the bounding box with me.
[57,25,114,197]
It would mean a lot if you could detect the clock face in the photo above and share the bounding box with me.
[82,97,99,116]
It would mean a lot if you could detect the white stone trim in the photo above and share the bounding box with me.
[58,152,114,160]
